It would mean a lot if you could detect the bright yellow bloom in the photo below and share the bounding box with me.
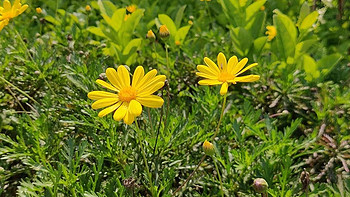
[35,7,42,14]
[146,30,156,40]
[265,26,277,41]
[0,0,28,21]
[0,18,9,31]
[196,52,260,95]
[85,5,91,11]
[124,14,131,21]
[159,25,170,39]
[126,4,136,13]
[88,66,166,125]
[203,140,214,156]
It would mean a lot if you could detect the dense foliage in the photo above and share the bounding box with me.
[0,0,349,196]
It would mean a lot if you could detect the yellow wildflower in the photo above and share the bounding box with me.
[175,40,181,46]
[265,26,277,41]
[0,0,28,31]
[126,4,136,13]
[88,66,166,125]
[260,5,265,11]
[196,52,260,95]
[146,30,156,41]
[159,25,170,39]
[35,7,42,14]
[203,140,214,156]
[85,5,91,11]
[188,20,193,25]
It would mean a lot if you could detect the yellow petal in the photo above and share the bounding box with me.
[137,82,164,96]
[137,75,166,95]
[217,52,227,71]
[198,79,222,85]
[117,66,130,88]
[196,72,218,80]
[136,95,164,108]
[227,56,238,74]
[134,69,157,90]
[123,111,135,125]
[98,102,122,117]
[113,103,128,121]
[19,4,28,14]
[235,63,258,76]
[96,79,119,92]
[88,91,118,100]
[91,98,119,109]
[204,57,220,75]
[231,58,248,75]
[4,0,11,11]
[233,75,260,82]
[129,100,142,116]
[197,65,218,76]
[132,66,145,87]
[106,68,122,90]
[220,82,228,95]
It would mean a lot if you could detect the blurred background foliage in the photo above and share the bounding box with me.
[0,0,349,196]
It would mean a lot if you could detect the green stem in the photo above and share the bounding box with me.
[165,44,170,79]
[212,94,227,141]
[173,95,228,195]
[135,120,155,196]
[0,76,39,104]
[213,158,224,197]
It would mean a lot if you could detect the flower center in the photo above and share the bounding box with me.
[218,72,234,82]
[118,86,137,102]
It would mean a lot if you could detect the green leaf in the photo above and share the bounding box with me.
[175,25,191,42]
[44,15,61,26]
[273,10,297,59]
[294,39,317,59]
[245,11,266,38]
[158,14,177,36]
[230,27,253,56]
[87,27,106,38]
[303,55,319,81]
[297,2,310,26]
[317,53,342,76]
[300,11,318,30]
[110,8,127,32]
[97,0,117,17]
[123,38,142,55]
[245,0,266,22]
[175,5,187,29]
[253,36,267,54]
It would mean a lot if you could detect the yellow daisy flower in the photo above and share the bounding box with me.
[35,7,42,14]
[88,66,166,125]
[126,4,136,13]
[265,26,277,41]
[0,0,28,21]
[196,52,260,95]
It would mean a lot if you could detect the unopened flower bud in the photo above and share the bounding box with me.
[159,25,170,39]
[203,140,214,156]
[36,7,42,14]
[300,169,310,190]
[146,30,156,41]
[175,40,181,46]
[253,178,268,193]
[85,5,91,11]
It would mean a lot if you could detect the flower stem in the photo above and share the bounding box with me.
[135,120,155,196]
[213,158,224,197]
[173,94,228,195]
[165,44,170,80]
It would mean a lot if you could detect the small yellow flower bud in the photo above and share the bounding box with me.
[253,178,268,193]
[188,20,193,25]
[175,40,181,46]
[36,7,42,14]
[260,5,265,11]
[146,30,156,41]
[265,26,277,41]
[85,5,91,11]
[159,25,170,39]
[203,140,214,156]
[126,4,137,13]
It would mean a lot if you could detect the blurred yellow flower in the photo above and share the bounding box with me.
[146,30,156,40]
[0,0,28,31]
[159,25,170,39]
[88,66,166,125]
[260,5,265,11]
[126,4,136,13]
[124,14,131,21]
[203,140,214,156]
[85,5,91,11]
[175,40,181,46]
[35,7,42,14]
[196,52,260,95]
[265,26,276,41]
[188,20,193,25]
